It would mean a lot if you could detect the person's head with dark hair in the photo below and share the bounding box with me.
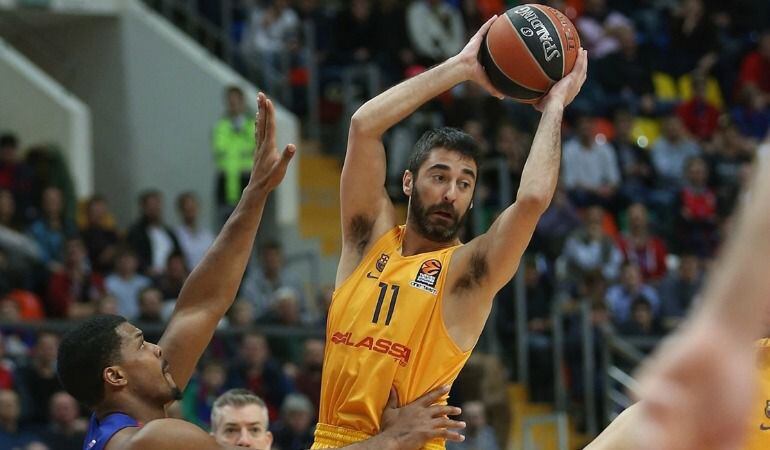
[57,314,181,411]
[139,189,163,224]
[403,127,479,243]
[225,85,246,117]
[685,156,709,188]
[0,133,18,165]
[0,188,16,227]
[114,247,139,278]
[85,195,108,227]
[176,191,199,226]
[259,241,283,278]
[41,186,65,222]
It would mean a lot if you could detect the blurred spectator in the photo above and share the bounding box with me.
[594,23,656,113]
[676,73,721,141]
[562,206,623,282]
[156,252,189,300]
[271,393,315,450]
[736,30,770,106]
[182,359,228,429]
[79,195,119,274]
[0,134,33,221]
[241,0,300,63]
[94,295,119,316]
[605,263,660,325]
[135,287,165,343]
[676,157,719,256]
[293,339,323,412]
[659,254,704,330]
[27,187,75,271]
[126,190,181,277]
[707,123,754,212]
[241,241,305,320]
[227,333,293,421]
[39,392,86,450]
[611,108,658,206]
[617,297,664,337]
[616,203,668,282]
[0,333,13,390]
[334,0,380,66]
[561,115,620,208]
[259,287,305,364]
[227,300,256,328]
[406,0,465,66]
[664,0,719,76]
[0,389,40,449]
[14,332,60,425]
[496,256,553,401]
[376,0,415,82]
[576,0,632,58]
[730,86,770,141]
[45,238,105,318]
[533,185,582,260]
[174,192,214,271]
[651,114,702,189]
[212,86,256,215]
[104,248,152,319]
[0,189,22,231]
[446,401,499,450]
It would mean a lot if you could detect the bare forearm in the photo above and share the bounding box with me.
[341,434,398,450]
[175,185,267,316]
[517,104,564,209]
[696,157,770,342]
[351,57,468,137]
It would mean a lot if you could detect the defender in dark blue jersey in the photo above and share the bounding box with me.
[56,93,464,450]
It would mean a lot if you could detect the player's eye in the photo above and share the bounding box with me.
[433,174,445,182]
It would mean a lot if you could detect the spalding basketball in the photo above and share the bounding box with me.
[479,4,581,103]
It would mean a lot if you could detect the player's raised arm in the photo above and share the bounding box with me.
[338,16,503,285]
[629,146,770,450]
[158,93,295,390]
[474,49,587,290]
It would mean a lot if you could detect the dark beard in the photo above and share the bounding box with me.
[409,186,470,243]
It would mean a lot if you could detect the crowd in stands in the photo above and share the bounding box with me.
[4,0,770,448]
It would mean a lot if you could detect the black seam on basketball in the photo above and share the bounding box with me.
[506,5,564,81]
[481,37,545,100]
[504,12,557,85]
[531,5,566,79]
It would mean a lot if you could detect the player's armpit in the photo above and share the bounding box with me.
[125,418,235,450]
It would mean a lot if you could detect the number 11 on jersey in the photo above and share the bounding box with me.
[372,282,399,326]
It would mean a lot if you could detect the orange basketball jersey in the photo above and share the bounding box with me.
[312,226,472,450]
[744,338,770,450]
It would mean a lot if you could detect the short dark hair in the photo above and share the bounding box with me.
[407,127,480,176]
[176,191,197,210]
[225,85,244,98]
[0,133,18,149]
[57,314,127,407]
[139,189,161,205]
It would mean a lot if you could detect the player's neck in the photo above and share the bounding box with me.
[401,222,460,256]
[95,395,166,423]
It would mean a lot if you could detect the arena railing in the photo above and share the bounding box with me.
[599,327,661,425]
[143,0,321,139]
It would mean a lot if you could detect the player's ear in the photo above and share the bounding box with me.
[266,431,274,447]
[104,365,128,388]
[403,170,413,196]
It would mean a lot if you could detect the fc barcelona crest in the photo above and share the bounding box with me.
[376,253,390,273]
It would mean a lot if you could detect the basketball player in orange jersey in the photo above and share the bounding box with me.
[55,93,465,450]
[311,13,588,450]
[583,156,770,450]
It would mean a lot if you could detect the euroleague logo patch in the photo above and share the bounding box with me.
[376,253,390,272]
[410,259,442,295]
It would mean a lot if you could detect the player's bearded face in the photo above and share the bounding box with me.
[410,181,471,242]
